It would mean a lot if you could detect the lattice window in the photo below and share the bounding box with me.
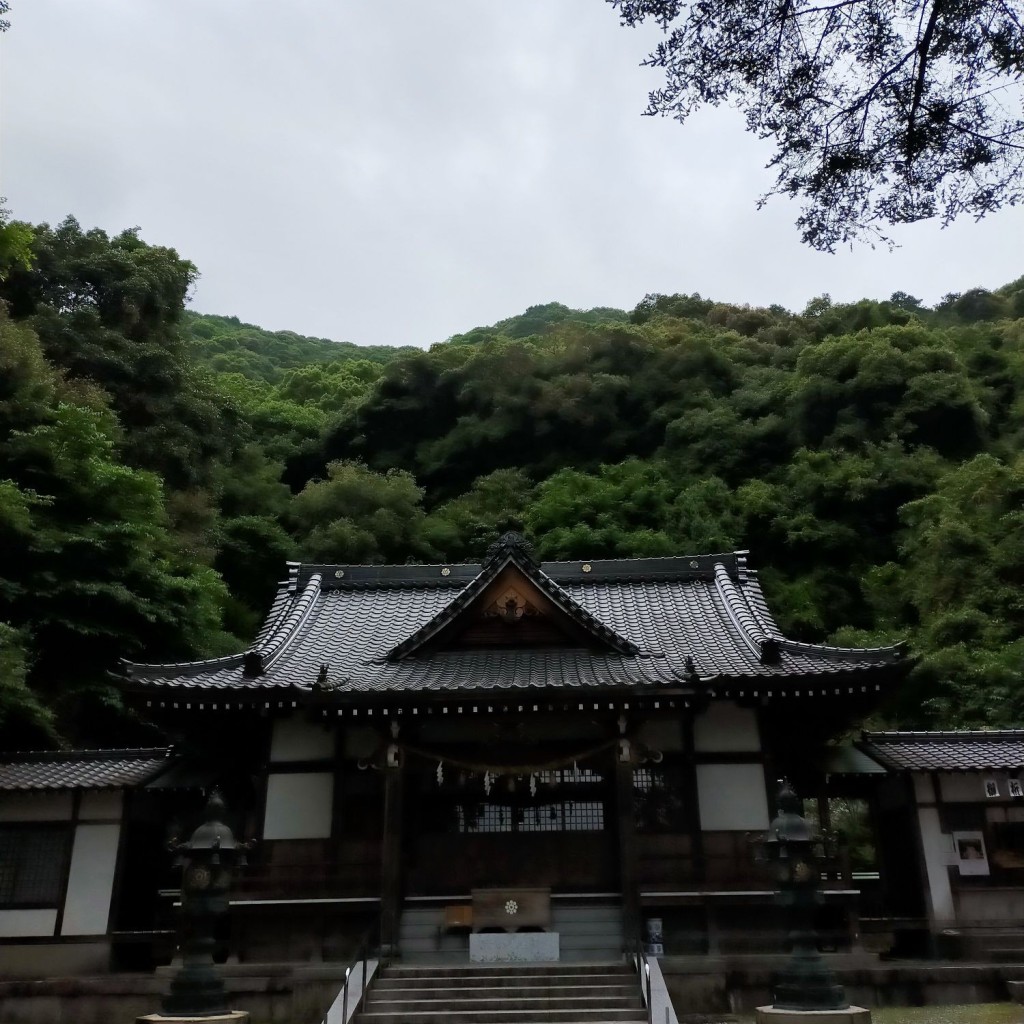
[455,799,605,833]
[633,764,687,833]
[457,803,513,833]
[0,826,71,906]
[423,758,608,834]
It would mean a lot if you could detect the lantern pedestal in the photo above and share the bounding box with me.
[754,782,871,1023]
[755,1007,871,1023]
[145,791,254,1024]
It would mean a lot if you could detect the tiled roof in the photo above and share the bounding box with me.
[858,731,1024,772]
[822,745,887,776]
[120,548,905,699]
[0,748,173,791]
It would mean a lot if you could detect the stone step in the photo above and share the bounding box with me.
[395,926,627,940]
[381,964,632,979]
[366,994,642,1012]
[374,980,636,994]
[352,961,646,1024]
[355,1012,647,1024]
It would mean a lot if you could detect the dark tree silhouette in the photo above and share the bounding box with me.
[609,1,1024,250]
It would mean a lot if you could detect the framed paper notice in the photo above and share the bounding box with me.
[953,831,990,876]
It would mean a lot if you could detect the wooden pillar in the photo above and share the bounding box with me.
[379,739,404,957]
[614,733,640,945]
[682,712,705,884]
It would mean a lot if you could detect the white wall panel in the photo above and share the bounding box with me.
[270,717,336,762]
[263,772,334,840]
[61,823,121,936]
[940,774,987,803]
[0,792,73,822]
[79,790,124,820]
[918,806,955,921]
[696,763,769,830]
[912,773,935,803]
[693,702,760,753]
[0,909,58,937]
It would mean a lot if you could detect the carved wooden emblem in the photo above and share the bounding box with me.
[483,587,539,626]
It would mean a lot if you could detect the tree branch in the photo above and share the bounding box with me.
[907,1,942,155]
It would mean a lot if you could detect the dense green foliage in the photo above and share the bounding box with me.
[0,212,1022,745]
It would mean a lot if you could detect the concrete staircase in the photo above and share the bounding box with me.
[352,962,648,1024]
[398,898,625,963]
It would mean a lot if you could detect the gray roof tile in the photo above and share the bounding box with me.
[859,731,1024,772]
[0,748,173,791]
[121,552,905,698]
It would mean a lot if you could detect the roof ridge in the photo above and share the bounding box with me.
[252,579,298,646]
[121,652,246,679]
[779,638,907,663]
[863,729,1024,740]
[246,572,323,676]
[292,551,749,588]
[713,562,780,664]
[0,747,171,764]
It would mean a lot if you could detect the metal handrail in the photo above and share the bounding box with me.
[629,932,654,1024]
[321,923,380,1024]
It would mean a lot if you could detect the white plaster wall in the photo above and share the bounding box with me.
[0,792,73,822]
[696,763,770,830]
[912,773,935,803]
[917,806,955,922]
[78,790,123,820]
[693,702,761,753]
[61,823,121,935]
[270,717,336,762]
[0,908,58,937]
[263,772,334,840]
[940,774,988,803]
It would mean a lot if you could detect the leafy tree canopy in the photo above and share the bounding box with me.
[609,1,1024,250]
[5,213,1024,743]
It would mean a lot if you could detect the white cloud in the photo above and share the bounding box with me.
[2,0,1021,347]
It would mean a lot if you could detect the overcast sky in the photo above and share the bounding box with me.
[2,1,1022,349]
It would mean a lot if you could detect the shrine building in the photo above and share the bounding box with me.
[122,533,906,961]
[1,533,907,968]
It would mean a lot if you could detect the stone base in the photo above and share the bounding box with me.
[138,1013,249,1024]
[469,932,560,962]
[756,1008,871,1024]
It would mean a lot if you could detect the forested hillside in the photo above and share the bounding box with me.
[1,215,1022,747]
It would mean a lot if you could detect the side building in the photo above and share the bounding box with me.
[858,729,1024,959]
[0,748,176,975]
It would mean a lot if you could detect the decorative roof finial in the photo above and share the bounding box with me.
[484,530,537,566]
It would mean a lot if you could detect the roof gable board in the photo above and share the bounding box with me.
[386,542,639,661]
[406,564,619,653]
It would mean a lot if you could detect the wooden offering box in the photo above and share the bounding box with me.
[471,887,551,932]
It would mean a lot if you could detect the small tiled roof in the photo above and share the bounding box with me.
[822,745,887,776]
[120,544,905,700]
[858,731,1024,772]
[0,748,173,791]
